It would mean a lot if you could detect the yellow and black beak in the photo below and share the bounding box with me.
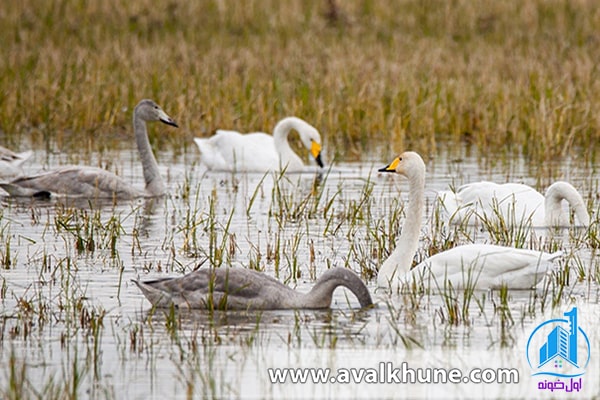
[311,141,324,168]
[378,157,400,173]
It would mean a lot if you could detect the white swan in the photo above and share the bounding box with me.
[133,266,373,310]
[0,100,177,199]
[194,116,324,172]
[377,152,564,291]
[437,181,590,228]
[0,145,33,178]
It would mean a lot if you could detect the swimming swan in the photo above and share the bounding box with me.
[377,152,564,291]
[133,266,373,310]
[194,116,324,172]
[437,181,589,228]
[0,100,177,198]
[0,146,33,178]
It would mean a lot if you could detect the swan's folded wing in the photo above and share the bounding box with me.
[437,182,501,225]
[196,130,279,171]
[450,182,545,226]
[456,181,501,209]
[0,166,136,197]
[416,244,561,289]
[134,267,290,310]
[436,190,462,222]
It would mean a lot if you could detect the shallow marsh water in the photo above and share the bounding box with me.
[0,147,599,399]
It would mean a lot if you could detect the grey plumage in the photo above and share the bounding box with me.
[133,266,373,310]
[0,99,177,198]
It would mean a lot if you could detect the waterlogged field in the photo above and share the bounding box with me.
[0,147,599,399]
[2,1,600,398]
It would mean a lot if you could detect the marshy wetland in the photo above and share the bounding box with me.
[2,1,600,399]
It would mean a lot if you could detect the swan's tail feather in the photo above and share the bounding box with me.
[543,251,565,279]
[13,150,33,167]
[0,183,43,197]
[132,279,172,308]
[193,138,207,154]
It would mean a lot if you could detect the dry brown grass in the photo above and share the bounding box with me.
[1,0,600,165]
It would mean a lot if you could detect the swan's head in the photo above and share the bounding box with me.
[301,129,324,168]
[378,151,425,180]
[274,117,324,168]
[295,120,324,168]
[135,99,179,128]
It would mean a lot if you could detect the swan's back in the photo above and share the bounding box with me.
[133,267,295,310]
[0,166,142,198]
[406,244,562,290]
[438,182,545,226]
[195,130,279,172]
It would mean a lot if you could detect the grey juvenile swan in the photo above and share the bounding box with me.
[133,266,373,310]
[0,99,177,198]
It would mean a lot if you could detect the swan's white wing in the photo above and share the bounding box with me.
[435,182,503,224]
[195,130,279,172]
[440,182,546,226]
[436,189,468,224]
[408,243,561,290]
[194,135,229,171]
[493,184,545,226]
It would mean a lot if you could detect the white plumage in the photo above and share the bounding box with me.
[194,117,324,172]
[437,181,589,228]
[377,152,563,291]
[0,146,32,178]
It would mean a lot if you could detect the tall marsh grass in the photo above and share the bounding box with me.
[1,0,600,165]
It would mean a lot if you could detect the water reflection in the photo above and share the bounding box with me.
[138,306,373,337]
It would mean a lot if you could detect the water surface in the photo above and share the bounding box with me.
[1,147,598,399]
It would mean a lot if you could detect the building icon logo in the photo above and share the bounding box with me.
[526,307,590,392]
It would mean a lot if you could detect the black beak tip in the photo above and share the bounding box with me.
[161,118,178,128]
[378,166,389,172]
[315,154,324,168]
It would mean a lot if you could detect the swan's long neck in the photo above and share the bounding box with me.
[544,182,589,227]
[133,112,165,196]
[378,171,425,287]
[294,268,372,309]
[272,117,304,169]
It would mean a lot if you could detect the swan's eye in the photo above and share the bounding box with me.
[399,157,403,161]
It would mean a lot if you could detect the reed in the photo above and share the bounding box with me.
[2,0,600,167]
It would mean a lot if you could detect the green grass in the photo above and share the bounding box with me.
[2,0,600,166]
[0,166,596,398]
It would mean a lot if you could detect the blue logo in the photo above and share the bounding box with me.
[526,307,590,392]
